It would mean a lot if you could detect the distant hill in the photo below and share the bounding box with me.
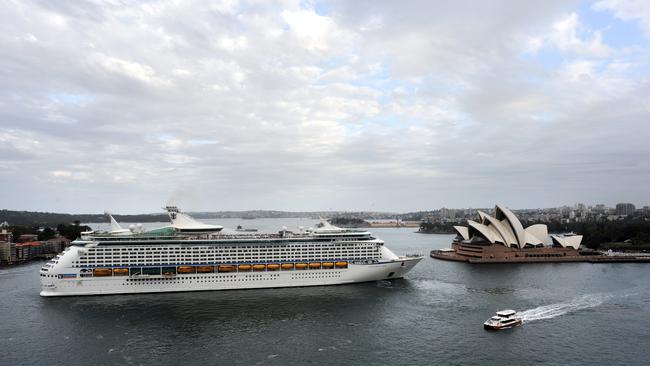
[329,217,371,227]
[0,209,408,226]
[0,210,167,226]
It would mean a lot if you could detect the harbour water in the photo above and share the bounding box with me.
[1,219,649,365]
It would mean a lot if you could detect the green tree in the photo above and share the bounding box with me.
[38,227,56,241]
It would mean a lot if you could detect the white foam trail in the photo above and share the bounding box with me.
[517,293,608,322]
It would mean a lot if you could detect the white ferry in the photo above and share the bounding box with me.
[483,310,523,330]
[40,207,422,296]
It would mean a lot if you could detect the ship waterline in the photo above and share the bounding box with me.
[40,207,422,296]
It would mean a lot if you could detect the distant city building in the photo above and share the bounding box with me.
[15,242,42,262]
[0,229,14,264]
[0,229,12,243]
[17,234,38,243]
[0,242,15,264]
[615,203,636,216]
[43,236,71,254]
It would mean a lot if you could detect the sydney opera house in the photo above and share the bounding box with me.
[433,205,584,263]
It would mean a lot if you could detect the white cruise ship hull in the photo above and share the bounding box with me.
[40,258,421,297]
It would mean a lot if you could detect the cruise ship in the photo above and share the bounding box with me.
[39,207,423,296]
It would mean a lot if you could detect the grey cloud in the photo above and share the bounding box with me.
[0,0,648,213]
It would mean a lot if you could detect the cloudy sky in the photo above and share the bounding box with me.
[1,0,649,213]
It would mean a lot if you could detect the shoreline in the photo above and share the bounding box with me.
[430,249,650,264]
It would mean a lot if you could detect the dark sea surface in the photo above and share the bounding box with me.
[1,219,649,365]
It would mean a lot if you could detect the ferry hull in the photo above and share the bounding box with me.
[483,320,523,330]
[40,257,422,297]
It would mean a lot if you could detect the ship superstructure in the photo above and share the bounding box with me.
[40,208,422,296]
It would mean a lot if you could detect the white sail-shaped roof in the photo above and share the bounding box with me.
[453,226,470,240]
[524,224,548,246]
[451,204,582,249]
[477,211,489,224]
[482,215,516,246]
[467,220,501,244]
[495,205,527,247]
[550,234,583,249]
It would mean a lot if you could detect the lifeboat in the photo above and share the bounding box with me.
[267,263,280,271]
[112,268,129,276]
[177,266,196,274]
[252,264,266,271]
[197,266,214,273]
[93,268,112,277]
[238,264,252,271]
[335,261,348,268]
[218,265,236,273]
[322,262,335,269]
[295,263,308,270]
[281,263,294,270]
[309,262,321,269]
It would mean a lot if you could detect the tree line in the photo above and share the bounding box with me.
[7,222,92,242]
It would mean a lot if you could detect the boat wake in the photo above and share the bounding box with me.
[517,293,608,323]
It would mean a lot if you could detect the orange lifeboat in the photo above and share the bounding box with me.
[218,265,236,273]
[335,261,348,268]
[93,268,112,277]
[267,263,280,271]
[281,263,294,270]
[197,266,214,273]
[322,262,335,269]
[112,268,129,276]
[177,266,196,274]
[309,262,321,269]
[252,264,266,271]
[295,263,308,270]
[238,264,252,271]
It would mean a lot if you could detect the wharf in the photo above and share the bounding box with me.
[430,250,650,264]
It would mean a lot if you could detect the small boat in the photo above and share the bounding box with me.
[218,265,236,273]
[197,266,214,273]
[238,264,252,271]
[295,263,308,270]
[267,263,280,271]
[93,268,112,277]
[235,225,258,232]
[308,262,321,269]
[322,262,335,268]
[281,263,294,270]
[177,266,196,274]
[112,268,129,276]
[252,264,266,271]
[484,310,523,330]
[335,261,348,268]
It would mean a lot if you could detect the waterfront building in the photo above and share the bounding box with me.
[0,229,12,243]
[615,203,636,216]
[17,234,38,243]
[0,241,15,264]
[434,205,584,262]
[16,242,42,262]
[44,236,71,254]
